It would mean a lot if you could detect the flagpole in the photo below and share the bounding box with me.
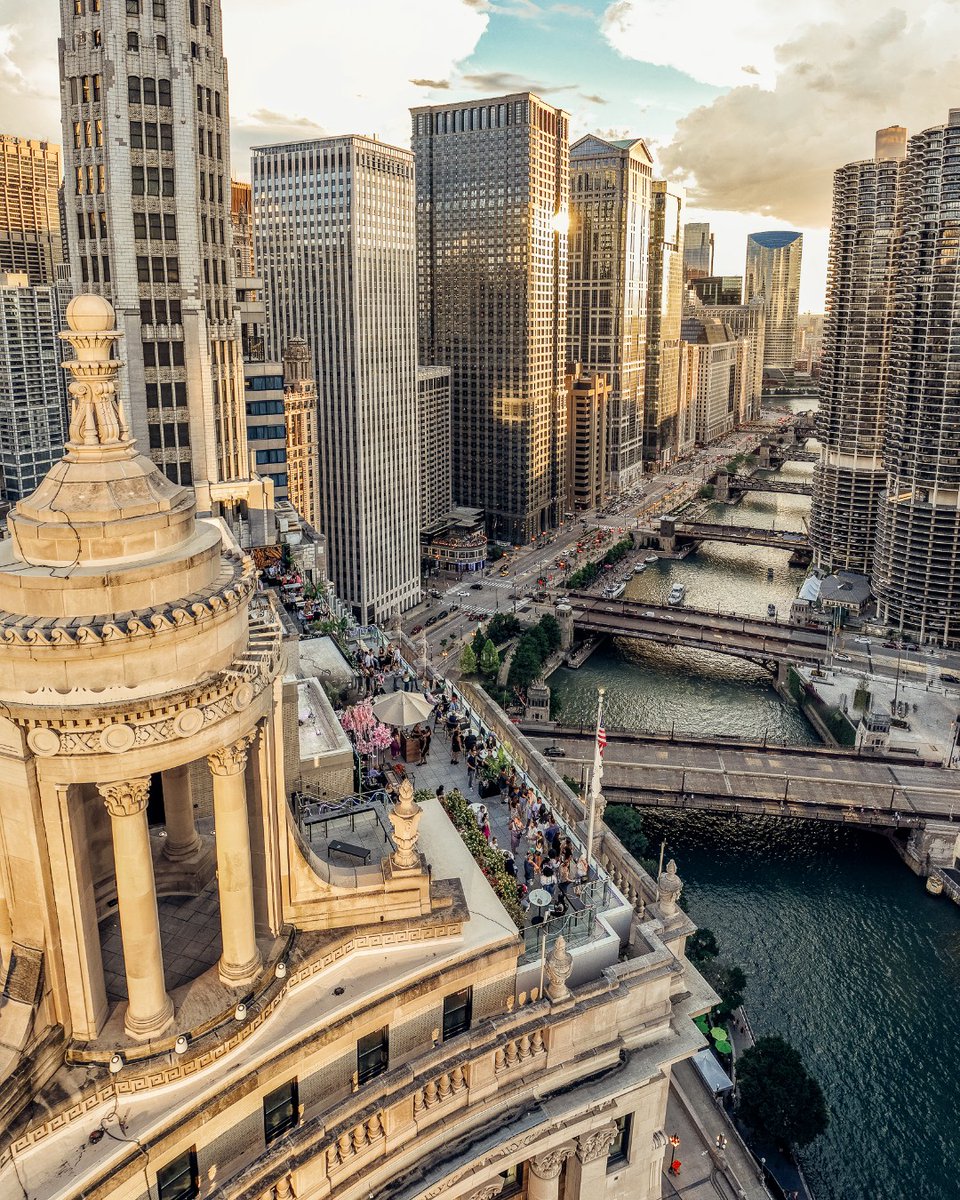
[585,686,606,877]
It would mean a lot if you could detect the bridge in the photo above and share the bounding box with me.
[520,723,960,831]
[566,593,828,669]
[673,521,811,553]
[731,477,812,497]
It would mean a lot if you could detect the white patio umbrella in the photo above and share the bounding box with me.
[371,691,435,728]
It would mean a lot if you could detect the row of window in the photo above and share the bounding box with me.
[131,120,173,152]
[137,255,180,284]
[67,75,101,106]
[143,340,185,368]
[134,211,177,242]
[132,165,175,197]
[125,0,167,14]
[72,119,103,150]
[76,210,108,242]
[140,298,182,326]
[79,255,110,283]
[247,424,285,442]
[75,164,105,195]
[127,76,173,108]
[127,30,167,52]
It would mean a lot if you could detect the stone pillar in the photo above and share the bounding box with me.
[528,1147,573,1200]
[99,779,174,1040]
[162,763,202,860]
[388,778,423,871]
[208,735,262,986]
[563,1127,618,1200]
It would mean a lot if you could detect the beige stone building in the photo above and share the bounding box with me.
[565,365,610,512]
[0,297,713,1200]
[283,338,321,532]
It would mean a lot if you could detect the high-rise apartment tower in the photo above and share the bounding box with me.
[810,129,905,574]
[58,0,252,500]
[412,93,569,543]
[568,135,652,493]
[682,221,713,281]
[253,135,421,622]
[643,180,684,467]
[0,136,64,286]
[744,230,803,374]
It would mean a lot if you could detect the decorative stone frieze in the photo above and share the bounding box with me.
[98,778,150,818]
[575,1124,619,1164]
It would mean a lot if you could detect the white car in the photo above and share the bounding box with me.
[835,653,853,662]
[854,637,871,644]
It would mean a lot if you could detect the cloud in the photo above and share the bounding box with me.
[461,71,575,95]
[608,0,960,227]
[0,9,62,143]
[579,93,607,105]
[552,2,593,15]
[411,78,452,89]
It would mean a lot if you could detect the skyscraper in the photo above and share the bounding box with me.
[0,274,66,500]
[568,134,652,493]
[0,136,64,285]
[412,93,569,543]
[690,275,742,306]
[682,221,713,281]
[283,337,321,531]
[873,111,960,643]
[810,128,906,575]
[744,230,803,374]
[643,180,684,468]
[253,135,421,622]
[417,365,452,530]
[679,315,745,448]
[695,296,765,423]
[58,0,254,502]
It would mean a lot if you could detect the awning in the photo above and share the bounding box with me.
[692,1048,734,1095]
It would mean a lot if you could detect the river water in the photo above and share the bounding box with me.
[548,434,960,1200]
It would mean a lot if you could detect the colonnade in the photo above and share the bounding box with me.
[98,731,262,1041]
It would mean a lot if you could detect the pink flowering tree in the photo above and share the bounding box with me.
[340,699,393,759]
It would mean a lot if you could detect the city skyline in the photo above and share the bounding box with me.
[6,2,960,312]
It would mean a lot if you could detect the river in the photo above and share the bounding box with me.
[548,433,960,1200]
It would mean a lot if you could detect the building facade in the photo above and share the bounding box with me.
[873,111,960,643]
[58,0,256,506]
[643,180,684,468]
[744,230,803,373]
[412,93,569,544]
[0,274,66,500]
[565,365,609,511]
[810,132,906,574]
[252,135,421,622]
[418,364,453,530]
[568,135,652,494]
[679,316,745,448]
[690,275,742,306]
[682,221,713,281]
[0,135,64,285]
[697,297,765,423]
[284,337,321,531]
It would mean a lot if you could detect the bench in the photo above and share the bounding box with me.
[328,839,371,864]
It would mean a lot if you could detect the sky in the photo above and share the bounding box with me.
[5,0,960,310]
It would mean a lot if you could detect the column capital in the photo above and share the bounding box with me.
[529,1145,574,1180]
[208,732,255,777]
[99,778,151,818]
[576,1124,619,1164]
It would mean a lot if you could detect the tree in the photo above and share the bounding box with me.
[479,638,500,677]
[605,805,649,859]
[471,627,486,659]
[737,1035,829,1150]
[508,640,542,690]
[488,613,522,645]
[687,927,719,967]
[459,645,478,675]
[707,964,747,1019]
[539,613,562,653]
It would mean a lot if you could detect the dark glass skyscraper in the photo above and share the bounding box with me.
[412,93,568,544]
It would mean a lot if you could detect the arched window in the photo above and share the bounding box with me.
[127,31,139,50]
[127,75,141,104]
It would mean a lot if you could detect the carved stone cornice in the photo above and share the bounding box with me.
[529,1144,574,1180]
[469,1185,504,1200]
[99,778,150,818]
[208,733,256,777]
[576,1124,619,1164]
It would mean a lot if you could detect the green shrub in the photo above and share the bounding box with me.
[435,788,524,927]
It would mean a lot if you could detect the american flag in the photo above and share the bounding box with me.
[597,725,607,758]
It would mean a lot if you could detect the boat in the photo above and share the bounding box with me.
[668,583,686,607]
[767,603,777,618]
[633,563,646,575]
[645,553,659,564]
[603,582,626,600]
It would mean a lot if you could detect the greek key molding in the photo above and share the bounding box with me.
[99,778,150,818]
[208,732,256,777]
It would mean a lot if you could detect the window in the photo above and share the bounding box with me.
[357,1027,388,1084]
[136,256,150,282]
[256,448,287,466]
[442,988,472,1040]
[499,1164,524,1197]
[607,1114,632,1168]
[130,122,143,149]
[142,76,156,105]
[131,165,144,195]
[162,168,174,196]
[126,0,140,12]
[128,75,141,104]
[263,1080,299,1144]
[246,375,284,392]
[134,212,147,240]
[158,78,171,106]
[128,31,139,50]
[160,123,173,151]
[156,34,167,51]
[153,0,166,15]
[157,1149,198,1200]
[165,254,179,283]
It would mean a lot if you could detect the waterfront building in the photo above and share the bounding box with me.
[418,364,453,530]
[873,110,960,643]
[744,230,803,374]
[810,134,906,575]
[0,273,66,500]
[0,136,64,286]
[682,221,713,281]
[696,296,765,423]
[643,180,685,468]
[253,134,421,622]
[565,364,610,511]
[58,0,269,528]
[284,337,321,531]
[421,505,488,575]
[0,294,711,1200]
[412,93,569,543]
[568,134,652,493]
[690,275,742,306]
[679,315,745,447]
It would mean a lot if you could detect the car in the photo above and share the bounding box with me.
[436,609,449,621]
[854,637,871,644]
[883,641,898,648]
[835,653,853,662]
[544,745,566,758]
[410,624,423,635]
[904,642,920,651]
[470,582,483,590]
[943,673,960,684]
[642,610,657,618]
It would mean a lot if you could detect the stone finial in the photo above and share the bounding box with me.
[545,934,573,1002]
[658,858,683,918]
[59,294,135,462]
[388,778,423,870]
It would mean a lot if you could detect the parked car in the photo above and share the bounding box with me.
[835,653,852,662]
[410,624,423,635]
[942,673,960,684]
[436,609,449,621]
[544,746,566,758]
[883,641,898,648]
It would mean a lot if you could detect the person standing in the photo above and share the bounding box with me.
[450,727,463,765]
[419,725,432,765]
[466,750,479,790]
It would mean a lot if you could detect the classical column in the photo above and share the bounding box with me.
[208,735,262,986]
[563,1127,619,1200]
[162,764,202,860]
[99,779,174,1040]
[527,1147,573,1200]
